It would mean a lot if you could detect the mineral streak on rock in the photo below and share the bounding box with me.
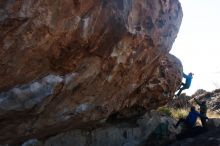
[0,0,183,144]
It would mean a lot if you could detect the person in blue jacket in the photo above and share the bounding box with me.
[174,106,208,129]
[175,72,193,97]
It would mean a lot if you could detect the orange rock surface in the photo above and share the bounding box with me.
[0,0,183,144]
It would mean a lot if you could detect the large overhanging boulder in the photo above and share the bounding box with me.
[0,0,183,144]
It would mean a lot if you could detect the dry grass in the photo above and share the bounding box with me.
[169,108,189,119]
[158,107,220,118]
[157,106,189,119]
[207,110,220,118]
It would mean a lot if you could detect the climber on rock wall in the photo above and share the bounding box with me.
[175,72,193,97]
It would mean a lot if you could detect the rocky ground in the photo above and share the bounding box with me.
[170,128,220,146]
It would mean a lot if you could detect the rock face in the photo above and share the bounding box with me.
[0,0,183,145]
[197,89,220,113]
[20,111,180,146]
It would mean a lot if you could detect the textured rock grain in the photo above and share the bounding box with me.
[0,0,183,145]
